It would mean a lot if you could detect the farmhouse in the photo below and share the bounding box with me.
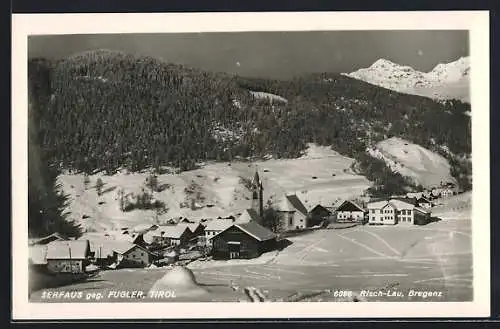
[113,243,151,268]
[367,199,431,225]
[440,188,455,198]
[367,201,397,225]
[177,222,205,245]
[210,221,277,260]
[416,196,433,209]
[143,225,191,247]
[275,194,309,231]
[335,200,365,223]
[45,240,91,273]
[204,219,233,247]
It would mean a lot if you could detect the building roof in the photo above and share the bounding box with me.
[336,200,365,212]
[236,222,277,241]
[29,245,48,265]
[309,204,332,215]
[406,192,423,199]
[276,194,308,216]
[391,197,418,206]
[388,199,415,210]
[414,207,431,214]
[367,200,390,209]
[238,208,261,223]
[177,222,204,233]
[205,219,233,231]
[143,225,189,243]
[416,196,432,204]
[211,221,276,242]
[28,232,67,246]
[46,240,90,260]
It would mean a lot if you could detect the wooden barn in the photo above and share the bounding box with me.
[210,222,277,260]
[308,204,332,227]
[45,240,91,274]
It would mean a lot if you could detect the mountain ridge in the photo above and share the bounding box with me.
[343,56,470,103]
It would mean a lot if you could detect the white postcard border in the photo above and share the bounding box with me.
[12,11,490,319]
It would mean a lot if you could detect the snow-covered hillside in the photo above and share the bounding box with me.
[343,57,470,103]
[367,137,456,188]
[58,143,370,232]
[249,91,288,104]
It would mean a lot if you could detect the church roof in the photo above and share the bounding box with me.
[276,194,308,216]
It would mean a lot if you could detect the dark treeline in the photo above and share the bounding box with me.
[28,50,472,200]
[28,66,82,238]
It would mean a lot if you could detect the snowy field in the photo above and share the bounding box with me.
[58,143,370,232]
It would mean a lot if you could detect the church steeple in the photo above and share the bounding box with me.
[251,169,264,220]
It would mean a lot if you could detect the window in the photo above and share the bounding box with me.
[141,252,144,256]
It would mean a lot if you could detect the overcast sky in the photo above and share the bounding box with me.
[28,31,469,79]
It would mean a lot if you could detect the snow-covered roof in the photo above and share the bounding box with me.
[46,240,90,260]
[205,219,233,232]
[237,208,260,223]
[177,223,203,233]
[367,200,389,209]
[276,194,308,216]
[336,200,365,212]
[388,199,415,210]
[235,222,277,241]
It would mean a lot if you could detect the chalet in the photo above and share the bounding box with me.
[367,201,397,225]
[204,219,233,247]
[143,225,191,247]
[178,222,205,237]
[210,221,277,260]
[308,204,332,227]
[416,196,433,209]
[113,243,151,268]
[440,188,455,198]
[335,200,365,223]
[177,222,206,245]
[29,232,67,246]
[45,240,91,273]
[367,199,431,225]
[275,194,308,231]
[88,238,153,268]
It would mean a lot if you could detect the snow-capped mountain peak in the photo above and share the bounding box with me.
[342,56,470,103]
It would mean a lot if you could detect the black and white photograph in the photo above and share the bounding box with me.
[12,12,490,319]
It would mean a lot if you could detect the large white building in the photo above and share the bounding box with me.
[367,199,430,225]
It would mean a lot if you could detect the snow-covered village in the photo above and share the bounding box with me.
[26,30,473,303]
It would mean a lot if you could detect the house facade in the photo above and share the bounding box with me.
[145,225,191,247]
[275,194,308,231]
[336,200,365,223]
[416,197,433,209]
[367,201,397,225]
[115,244,151,268]
[211,222,277,260]
[45,240,91,274]
[368,199,431,225]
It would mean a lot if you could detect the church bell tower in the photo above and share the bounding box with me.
[251,170,264,219]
